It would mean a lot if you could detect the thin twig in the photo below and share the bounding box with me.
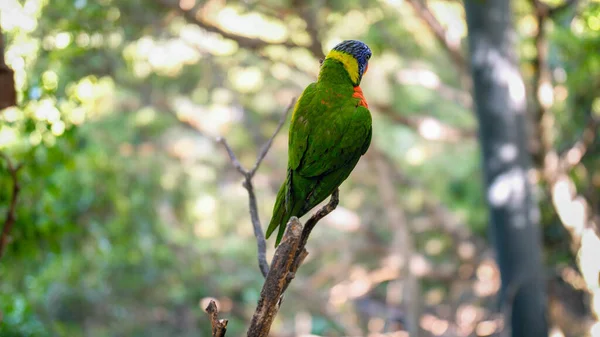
[217,99,296,278]
[217,138,248,176]
[0,152,22,259]
[250,99,296,177]
[298,188,339,257]
[205,300,228,337]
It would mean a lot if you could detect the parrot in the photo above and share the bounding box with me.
[266,40,373,246]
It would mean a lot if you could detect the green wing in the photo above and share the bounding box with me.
[288,83,318,171]
[296,105,372,178]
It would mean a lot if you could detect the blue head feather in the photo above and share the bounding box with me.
[332,40,372,83]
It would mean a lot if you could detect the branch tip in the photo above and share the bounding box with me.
[205,300,228,337]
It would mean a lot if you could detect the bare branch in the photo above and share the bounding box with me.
[291,0,326,60]
[216,138,248,176]
[247,217,303,337]
[216,97,341,336]
[395,67,473,108]
[156,0,310,53]
[532,0,580,17]
[205,300,228,337]
[558,116,598,172]
[218,100,295,278]
[371,150,420,336]
[297,188,339,257]
[529,0,554,169]
[404,0,471,87]
[0,152,22,259]
[375,103,476,142]
[250,98,296,177]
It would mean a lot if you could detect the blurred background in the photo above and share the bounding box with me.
[0,0,599,336]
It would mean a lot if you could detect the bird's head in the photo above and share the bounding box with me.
[324,40,372,86]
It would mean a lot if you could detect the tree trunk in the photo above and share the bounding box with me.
[0,21,17,110]
[464,1,548,337]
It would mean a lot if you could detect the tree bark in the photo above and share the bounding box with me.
[0,22,17,110]
[464,1,548,337]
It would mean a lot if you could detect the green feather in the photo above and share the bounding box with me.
[266,59,372,246]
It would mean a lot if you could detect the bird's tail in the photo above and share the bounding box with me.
[266,181,289,246]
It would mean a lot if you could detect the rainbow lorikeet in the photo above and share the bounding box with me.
[266,40,373,246]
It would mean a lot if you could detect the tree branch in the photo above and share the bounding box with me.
[156,0,310,53]
[558,116,598,172]
[247,190,339,336]
[215,96,342,336]
[529,0,554,170]
[217,99,296,278]
[286,189,339,287]
[375,103,476,142]
[532,0,580,18]
[247,217,303,337]
[205,300,228,337]
[393,66,473,109]
[0,21,17,110]
[291,0,325,60]
[404,0,471,87]
[371,150,420,336]
[0,152,22,259]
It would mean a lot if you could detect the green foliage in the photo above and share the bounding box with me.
[0,0,597,335]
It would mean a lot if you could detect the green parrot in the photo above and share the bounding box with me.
[266,40,373,246]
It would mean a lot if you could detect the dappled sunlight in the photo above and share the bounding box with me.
[326,10,370,41]
[228,66,264,93]
[538,80,554,108]
[323,206,361,232]
[456,304,485,334]
[180,24,238,56]
[487,168,527,211]
[552,176,587,235]
[428,1,467,48]
[472,42,526,111]
[409,253,432,277]
[172,96,241,137]
[592,321,600,337]
[517,14,538,37]
[1,0,598,335]
[474,259,500,297]
[475,319,502,336]
[406,146,427,165]
[579,228,600,317]
[0,0,40,32]
[216,6,288,43]
[420,314,449,336]
[396,68,441,89]
[123,36,201,78]
[549,326,566,337]
[0,127,18,148]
